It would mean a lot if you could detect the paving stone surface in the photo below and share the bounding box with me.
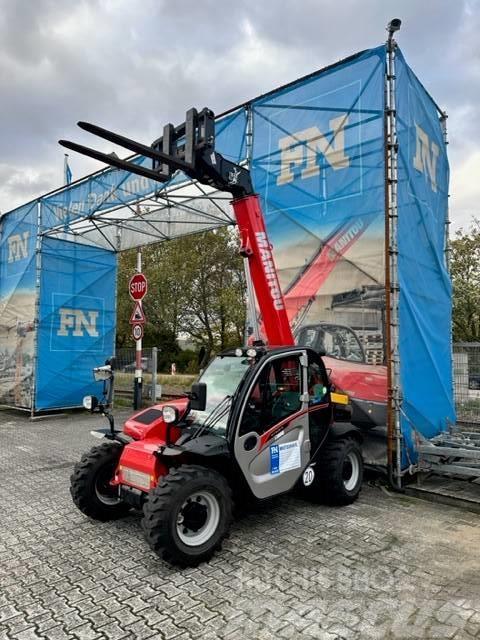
[1,408,479,639]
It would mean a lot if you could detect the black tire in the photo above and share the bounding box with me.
[70,441,129,521]
[311,437,363,505]
[142,464,233,566]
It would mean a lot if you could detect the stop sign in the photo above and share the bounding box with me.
[129,273,148,301]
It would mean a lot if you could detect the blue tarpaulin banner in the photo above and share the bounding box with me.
[0,202,38,408]
[251,47,389,432]
[396,51,455,462]
[35,237,116,410]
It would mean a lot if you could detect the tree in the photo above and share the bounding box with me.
[116,226,246,370]
[174,227,246,367]
[450,219,480,342]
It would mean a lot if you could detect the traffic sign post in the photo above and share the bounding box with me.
[132,251,147,410]
[129,273,148,300]
[132,323,144,341]
[129,301,146,325]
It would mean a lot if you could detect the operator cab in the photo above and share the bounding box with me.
[167,345,333,501]
[183,346,332,446]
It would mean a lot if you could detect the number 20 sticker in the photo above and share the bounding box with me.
[302,466,315,486]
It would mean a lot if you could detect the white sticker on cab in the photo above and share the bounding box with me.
[270,440,301,474]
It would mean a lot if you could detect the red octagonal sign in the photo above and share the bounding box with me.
[129,273,148,301]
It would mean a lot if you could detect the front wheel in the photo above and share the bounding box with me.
[310,437,363,505]
[70,441,129,521]
[142,465,233,566]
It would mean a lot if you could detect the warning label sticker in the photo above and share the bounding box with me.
[270,441,301,475]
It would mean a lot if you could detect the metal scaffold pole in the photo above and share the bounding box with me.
[440,111,455,426]
[385,19,403,489]
[31,200,42,416]
[440,112,450,271]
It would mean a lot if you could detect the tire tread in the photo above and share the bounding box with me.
[70,441,129,521]
[142,464,232,566]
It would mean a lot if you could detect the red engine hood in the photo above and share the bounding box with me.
[123,397,189,441]
[323,356,387,404]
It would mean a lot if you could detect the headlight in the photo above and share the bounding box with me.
[235,348,243,357]
[162,405,179,424]
[246,348,257,358]
[83,395,98,411]
[120,466,152,491]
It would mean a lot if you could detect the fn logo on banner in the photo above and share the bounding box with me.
[51,294,105,352]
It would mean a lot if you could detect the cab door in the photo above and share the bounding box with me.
[233,350,310,499]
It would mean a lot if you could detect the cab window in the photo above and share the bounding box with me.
[308,363,328,405]
[239,355,303,436]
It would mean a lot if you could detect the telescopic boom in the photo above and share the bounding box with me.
[60,108,295,347]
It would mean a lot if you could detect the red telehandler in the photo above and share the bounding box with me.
[60,108,364,566]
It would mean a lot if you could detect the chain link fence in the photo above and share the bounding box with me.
[453,342,480,426]
[113,347,196,404]
[114,347,157,400]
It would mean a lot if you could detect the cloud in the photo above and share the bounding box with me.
[450,150,480,230]
[0,164,57,213]
[0,0,478,231]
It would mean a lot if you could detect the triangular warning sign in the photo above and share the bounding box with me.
[129,301,146,325]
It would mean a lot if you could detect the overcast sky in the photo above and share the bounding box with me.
[0,0,478,230]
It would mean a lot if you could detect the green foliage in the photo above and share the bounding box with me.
[451,219,480,341]
[116,227,246,369]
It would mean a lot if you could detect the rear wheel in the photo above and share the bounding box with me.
[70,441,129,521]
[142,464,233,566]
[307,437,363,505]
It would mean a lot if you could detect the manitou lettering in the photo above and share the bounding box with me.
[255,232,284,310]
[277,115,350,186]
[57,308,99,337]
[7,231,30,263]
[333,220,364,253]
[413,124,439,192]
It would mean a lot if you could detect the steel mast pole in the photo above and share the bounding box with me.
[440,111,454,428]
[385,19,403,489]
[134,246,143,409]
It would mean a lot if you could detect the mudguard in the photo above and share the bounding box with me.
[90,428,132,445]
[328,422,363,443]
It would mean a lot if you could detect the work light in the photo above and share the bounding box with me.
[162,405,179,424]
[83,395,98,412]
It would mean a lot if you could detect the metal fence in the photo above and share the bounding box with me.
[114,347,159,401]
[453,342,480,426]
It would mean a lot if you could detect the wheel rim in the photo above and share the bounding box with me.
[95,465,121,506]
[343,451,360,492]
[176,490,220,547]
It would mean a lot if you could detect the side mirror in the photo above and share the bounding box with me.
[190,382,207,411]
[83,395,99,412]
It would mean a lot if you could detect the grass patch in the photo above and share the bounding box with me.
[114,372,196,390]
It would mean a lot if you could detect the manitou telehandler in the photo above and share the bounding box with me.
[60,108,364,566]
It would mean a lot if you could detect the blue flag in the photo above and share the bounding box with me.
[64,154,72,185]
